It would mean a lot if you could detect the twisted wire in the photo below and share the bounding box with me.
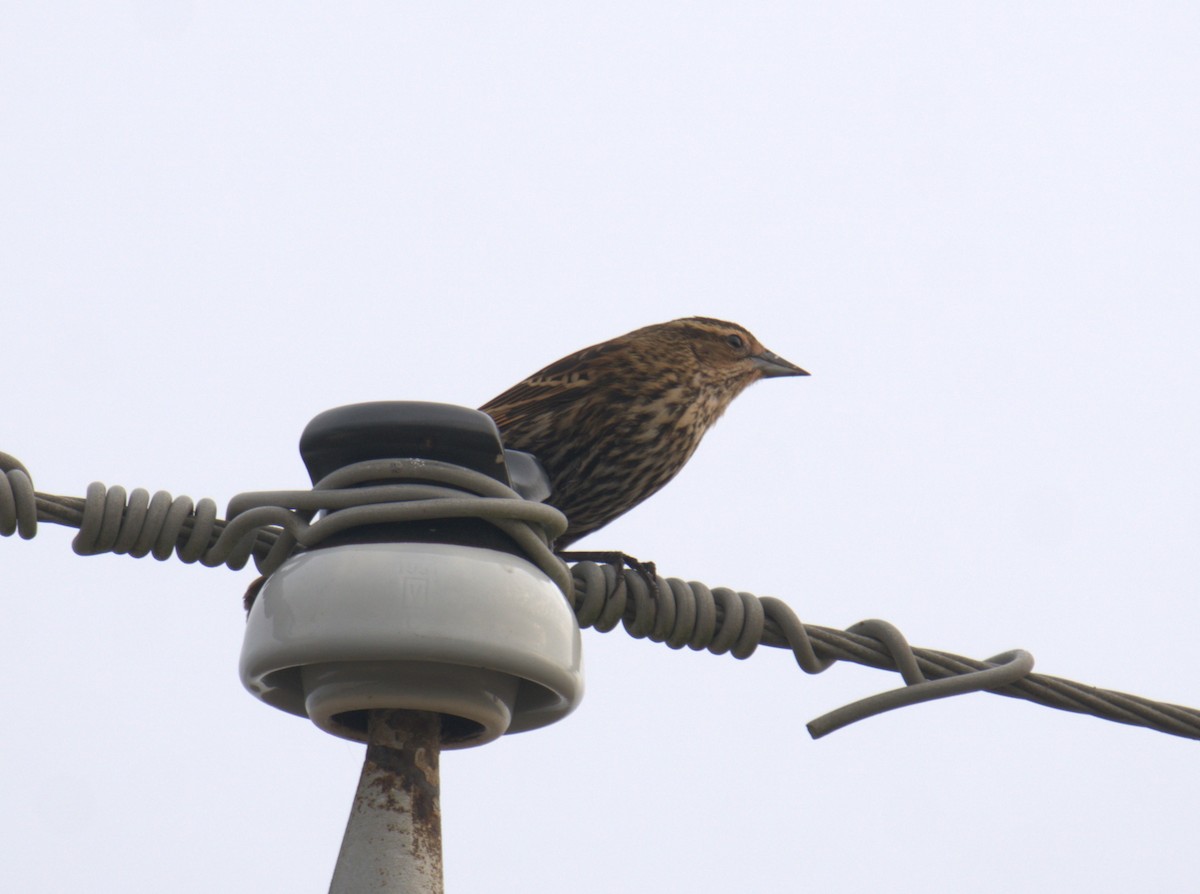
[568,562,1200,741]
[0,453,571,597]
[0,454,37,540]
[4,451,1199,741]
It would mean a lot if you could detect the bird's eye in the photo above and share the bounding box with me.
[725,334,744,349]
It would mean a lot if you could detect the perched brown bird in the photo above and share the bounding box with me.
[245,317,804,610]
[480,317,807,547]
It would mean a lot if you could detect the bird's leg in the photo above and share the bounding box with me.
[557,550,660,598]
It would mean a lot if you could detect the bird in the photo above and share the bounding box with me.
[479,316,807,549]
[244,317,805,610]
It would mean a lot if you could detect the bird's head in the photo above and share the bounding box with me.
[631,317,808,393]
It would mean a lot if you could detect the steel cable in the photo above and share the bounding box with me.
[0,453,570,597]
[3,451,1198,741]
[567,562,1200,739]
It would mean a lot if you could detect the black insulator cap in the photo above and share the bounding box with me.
[299,401,510,486]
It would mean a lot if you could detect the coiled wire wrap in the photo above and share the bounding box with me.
[0,452,571,598]
[568,562,1200,741]
[225,458,572,597]
[5,450,1200,741]
[0,454,37,540]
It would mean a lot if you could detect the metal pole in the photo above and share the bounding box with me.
[329,710,444,894]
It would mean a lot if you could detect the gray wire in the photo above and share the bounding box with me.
[3,450,1198,741]
[229,459,573,597]
[567,562,1200,740]
[0,453,571,597]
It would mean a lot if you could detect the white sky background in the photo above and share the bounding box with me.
[3,3,1198,891]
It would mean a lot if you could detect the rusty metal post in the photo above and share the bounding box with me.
[329,710,443,893]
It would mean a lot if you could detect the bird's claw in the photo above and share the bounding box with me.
[558,550,661,599]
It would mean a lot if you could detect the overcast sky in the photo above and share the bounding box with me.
[3,4,1198,892]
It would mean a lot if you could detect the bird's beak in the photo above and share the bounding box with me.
[752,350,809,378]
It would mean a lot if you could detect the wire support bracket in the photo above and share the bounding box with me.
[4,451,1198,742]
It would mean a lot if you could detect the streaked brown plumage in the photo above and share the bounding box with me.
[480,317,807,547]
[243,317,804,610]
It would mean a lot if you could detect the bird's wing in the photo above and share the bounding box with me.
[479,341,624,427]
